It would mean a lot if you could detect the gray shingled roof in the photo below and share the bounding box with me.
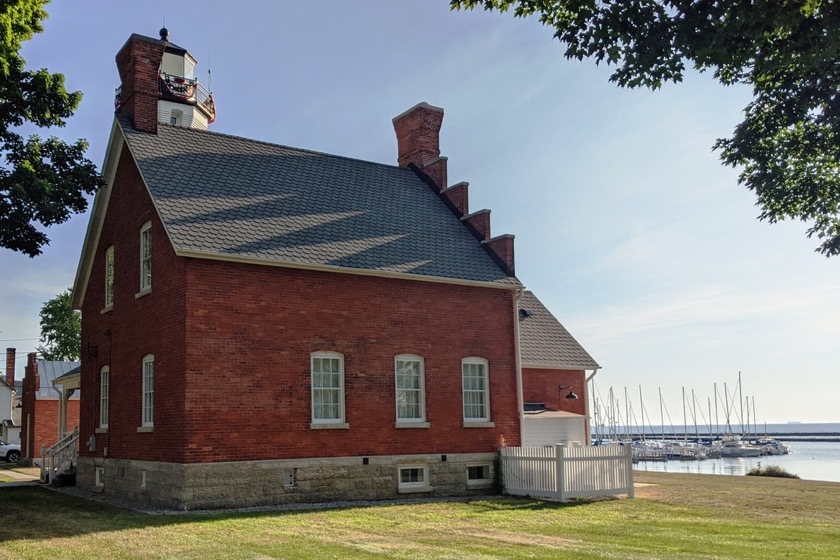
[119,119,518,286]
[519,291,599,369]
[35,360,81,399]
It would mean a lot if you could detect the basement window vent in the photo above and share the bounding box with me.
[281,468,296,488]
[466,464,493,487]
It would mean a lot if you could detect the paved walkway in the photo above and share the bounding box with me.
[0,468,40,486]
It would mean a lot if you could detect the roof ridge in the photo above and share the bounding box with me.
[153,122,410,174]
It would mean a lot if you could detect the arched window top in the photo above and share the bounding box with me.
[395,353,423,363]
[311,350,343,359]
[462,356,488,366]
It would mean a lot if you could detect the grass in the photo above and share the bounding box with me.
[746,462,800,479]
[1,472,839,559]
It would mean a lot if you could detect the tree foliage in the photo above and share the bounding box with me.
[37,288,80,361]
[0,0,102,257]
[451,0,840,256]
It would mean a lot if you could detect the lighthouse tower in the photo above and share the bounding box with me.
[114,28,215,133]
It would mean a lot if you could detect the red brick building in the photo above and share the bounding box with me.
[17,352,80,463]
[71,30,598,509]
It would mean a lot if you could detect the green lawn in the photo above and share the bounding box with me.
[1,472,838,559]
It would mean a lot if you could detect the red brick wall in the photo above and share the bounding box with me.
[180,261,520,463]
[26,400,80,458]
[78,144,187,462]
[522,368,586,416]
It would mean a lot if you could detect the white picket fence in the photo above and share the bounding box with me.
[501,443,634,501]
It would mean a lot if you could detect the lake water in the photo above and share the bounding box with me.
[634,441,840,483]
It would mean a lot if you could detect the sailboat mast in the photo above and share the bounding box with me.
[738,371,745,436]
[639,385,645,442]
[714,382,719,438]
[707,398,713,440]
[682,387,688,443]
[692,389,699,441]
[624,386,630,440]
[659,387,665,440]
[724,383,731,432]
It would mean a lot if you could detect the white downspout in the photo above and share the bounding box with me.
[585,369,600,445]
[513,288,525,446]
[55,386,66,441]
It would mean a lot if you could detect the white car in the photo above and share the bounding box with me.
[1,440,21,464]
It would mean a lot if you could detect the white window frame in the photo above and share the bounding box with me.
[310,351,346,426]
[397,465,432,493]
[462,357,490,423]
[466,463,493,488]
[139,221,152,293]
[395,354,426,424]
[141,354,154,428]
[95,466,105,488]
[104,246,115,309]
[99,366,110,429]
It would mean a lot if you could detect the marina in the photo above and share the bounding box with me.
[633,440,840,483]
[589,376,840,483]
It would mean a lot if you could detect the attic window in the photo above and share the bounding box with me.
[170,109,183,126]
[139,222,152,293]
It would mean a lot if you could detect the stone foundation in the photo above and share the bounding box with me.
[76,452,495,510]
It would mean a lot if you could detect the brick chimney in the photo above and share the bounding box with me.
[26,352,39,392]
[115,34,166,133]
[393,102,448,191]
[4,348,14,388]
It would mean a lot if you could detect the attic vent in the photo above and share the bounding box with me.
[280,468,296,488]
[519,309,533,319]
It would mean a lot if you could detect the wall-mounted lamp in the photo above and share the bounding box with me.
[558,385,578,400]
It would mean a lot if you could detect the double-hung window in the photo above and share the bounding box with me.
[139,222,152,292]
[311,352,345,426]
[395,355,425,424]
[105,246,115,308]
[141,355,154,428]
[462,357,490,422]
[99,367,110,429]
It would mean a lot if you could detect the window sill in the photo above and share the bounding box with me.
[467,480,493,489]
[395,421,430,429]
[463,421,495,428]
[310,422,350,430]
[135,288,152,299]
[398,485,434,494]
[136,426,154,433]
[100,305,113,315]
[95,428,108,434]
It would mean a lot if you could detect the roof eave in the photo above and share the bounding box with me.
[522,361,601,370]
[72,119,125,310]
[175,248,521,290]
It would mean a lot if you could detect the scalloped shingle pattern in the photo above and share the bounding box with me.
[519,291,599,369]
[120,120,518,285]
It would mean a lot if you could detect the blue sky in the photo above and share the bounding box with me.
[2,1,838,423]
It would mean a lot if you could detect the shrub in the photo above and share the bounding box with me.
[746,462,800,479]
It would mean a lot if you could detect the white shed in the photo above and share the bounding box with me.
[522,409,586,447]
